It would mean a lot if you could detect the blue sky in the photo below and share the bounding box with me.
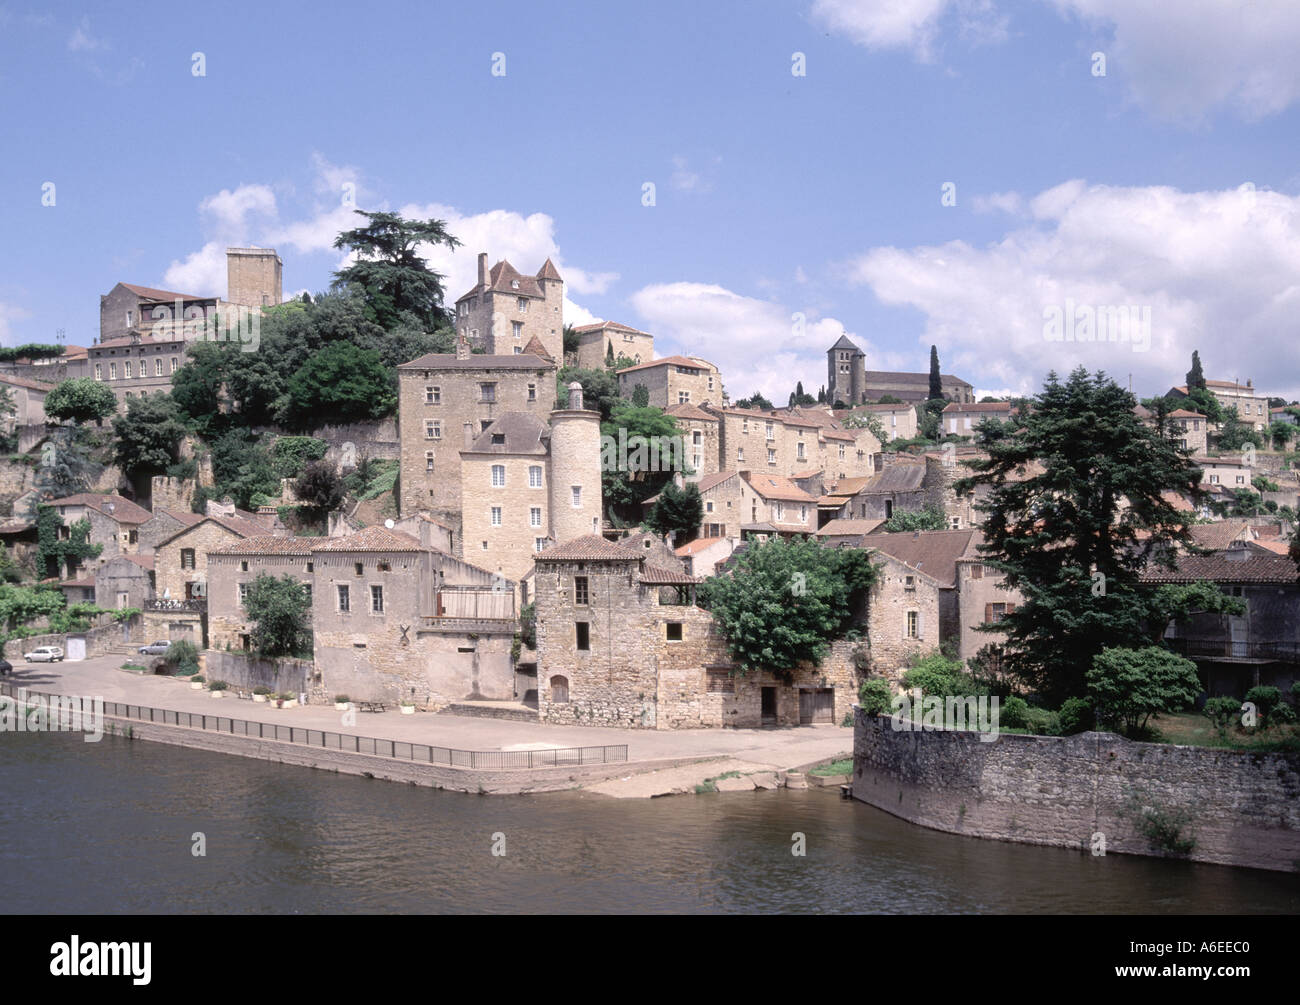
[2,0,1299,402]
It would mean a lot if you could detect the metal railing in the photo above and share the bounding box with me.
[1166,637,1300,661]
[0,682,627,770]
[145,599,206,613]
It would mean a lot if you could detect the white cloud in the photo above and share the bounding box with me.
[971,190,1024,215]
[199,185,279,239]
[1050,0,1300,122]
[67,16,106,52]
[628,282,876,402]
[810,0,1005,61]
[163,184,280,295]
[669,155,721,194]
[845,180,1300,399]
[0,301,32,345]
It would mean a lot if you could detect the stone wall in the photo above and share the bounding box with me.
[862,554,941,682]
[203,651,312,694]
[852,712,1300,872]
[4,618,127,661]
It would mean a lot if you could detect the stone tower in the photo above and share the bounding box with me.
[226,247,283,309]
[827,334,865,406]
[455,253,564,363]
[548,382,603,544]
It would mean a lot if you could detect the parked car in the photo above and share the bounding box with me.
[24,646,64,663]
[0,658,12,676]
[138,641,172,656]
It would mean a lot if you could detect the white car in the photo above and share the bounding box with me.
[24,646,64,663]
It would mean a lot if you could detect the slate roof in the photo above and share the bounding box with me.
[572,321,649,335]
[535,535,641,562]
[829,335,861,352]
[616,355,714,375]
[464,412,548,455]
[0,374,56,393]
[815,518,887,537]
[1139,546,1297,584]
[860,464,926,494]
[942,401,1011,413]
[665,403,717,422]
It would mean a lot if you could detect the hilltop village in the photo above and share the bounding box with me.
[1,228,1297,737]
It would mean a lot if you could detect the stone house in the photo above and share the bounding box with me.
[860,548,945,680]
[454,253,565,363]
[863,369,974,405]
[1194,455,1253,491]
[94,554,154,613]
[708,404,878,484]
[737,471,818,537]
[1168,379,1272,432]
[572,321,654,369]
[1168,409,1208,454]
[46,493,152,574]
[674,536,738,578]
[137,508,205,555]
[395,340,558,528]
[836,463,928,522]
[88,332,190,407]
[0,374,54,430]
[814,518,886,548]
[616,355,723,409]
[664,402,720,480]
[533,535,860,728]
[943,401,1012,436]
[844,402,918,442]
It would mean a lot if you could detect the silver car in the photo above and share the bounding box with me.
[138,641,172,656]
[24,646,64,663]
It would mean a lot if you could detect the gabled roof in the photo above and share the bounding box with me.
[47,493,152,525]
[858,529,980,589]
[943,401,1011,413]
[696,470,739,494]
[118,282,206,302]
[154,514,266,549]
[536,258,562,282]
[1188,520,1256,551]
[665,402,718,422]
[0,375,56,393]
[861,464,926,494]
[464,412,548,455]
[815,518,887,537]
[156,509,205,529]
[616,355,715,375]
[862,370,972,387]
[675,536,729,557]
[309,526,424,553]
[739,471,817,503]
[1139,545,1296,584]
[521,335,552,360]
[535,535,641,562]
[572,321,648,335]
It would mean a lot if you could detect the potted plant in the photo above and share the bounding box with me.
[334,694,351,711]
[271,692,286,709]
[400,700,416,715]
[190,675,206,691]
[252,686,272,703]
[282,692,298,709]
[208,680,228,698]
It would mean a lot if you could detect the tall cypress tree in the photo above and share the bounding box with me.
[929,345,943,400]
[1186,350,1206,392]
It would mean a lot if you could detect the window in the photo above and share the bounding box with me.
[425,385,440,404]
[238,582,248,606]
[906,611,919,639]
[94,364,103,380]
[530,506,542,528]
[767,448,776,465]
[426,451,435,471]
[773,502,784,521]
[797,442,805,460]
[706,500,714,513]
[425,420,441,439]
[491,464,506,487]
[528,383,537,402]
[838,444,846,460]
[529,465,543,488]
[765,422,774,440]
[491,432,506,445]
[337,585,350,611]
[742,419,749,434]
[480,382,496,403]
[1235,475,1246,485]
[904,575,915,590]
[240,560,249,572]
[354,562,364,576]
[512,321,523,339]
[708,376,714,392]
[666,622,683,641]
[1209,474,1220,484]
[491,506,502,526]
[306,562,313,573]
[737,448,744,462]
[678,390,690,404]
[574,576,589,605]
[125,310,133,326]
[550,675,569,703]
[535,537,547,552]
[109,362,117,380]
[124,361,133,379]
[170,357,178,373]
[571,486,582,508]
[514,347,522,354]
[155,358,164,376]
[181,548,195,570]
[799,505,807,522]
[575,622,590,650]
[988,603,1007,624]
[370,585,384,613]
[970,564,983,580]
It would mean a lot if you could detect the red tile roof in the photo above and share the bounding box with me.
[616,355,715,375]
[640,564,702,585]
[48,493,151,525]
[309,526,424,552]
[209,536,314,556]
[535,535,640,562]
[120,282,206,302]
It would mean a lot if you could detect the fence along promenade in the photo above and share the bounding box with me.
[0,682,628,770]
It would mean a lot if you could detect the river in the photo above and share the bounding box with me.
[1,734,1296,913]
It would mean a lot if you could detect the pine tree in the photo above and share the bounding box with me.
[605,341,615,367]
[1186,350,1206,392]
[929,345,943,401]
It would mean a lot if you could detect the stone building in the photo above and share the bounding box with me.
[825,335,973,406]
[664,403,720,480]
[943,401,1012,436]
[1168,379,1272,432]
[98,282,219,346]
[840,402,918,442]
[708,405,878,484]
[454,253,564,363]
[46,493,152,573]
[532,535,861,728]
[94,554,154,614]
[1167,409,1208,453]
[737,471,818,538]
[396,339,557,526]
[827,335,867,406]
[1194,455,1252,491]
[225,247,282,309]
[0,374,55,430]
[137,508,205,555]
[616,356,723,409]
[88,332,189,407]
[572,321,654,370]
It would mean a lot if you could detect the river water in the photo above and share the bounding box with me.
[1,734,1296,914]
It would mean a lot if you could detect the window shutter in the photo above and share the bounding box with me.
[918,611,924,639]
[985,603,993,624]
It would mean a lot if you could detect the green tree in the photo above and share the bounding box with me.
[631,384,650,408]
[734,391,774,411]
[605,341,615,368]
[1087,646,1202,736]
[697,536,878,676]
[111,394,189,483]
[645,481,703,543]
[331,209,461,330]
[35,505,102,580]
[1216,412,1263,453]
[1144,581,1245,643]
[954,367,1204,703]
[881,505,947,532]
[170,340,239,437]
[929,345,942,401]
[208,428,280,510]
[293,460,346,515]
[562,325,579,356]
[600,403,685,520]
[29,427,103,508]
[1186,350,1206,393]
[557,366,621,420]
[283,342,396,429]
[43,378,117,425]
[243,573,312,658]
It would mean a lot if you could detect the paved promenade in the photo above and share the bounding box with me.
[6,653,852,797]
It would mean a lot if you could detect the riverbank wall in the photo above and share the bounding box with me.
[852,711,1300,873]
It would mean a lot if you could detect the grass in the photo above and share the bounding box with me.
[119,663,146,672]
[809,758,853,777]
[695,770,744,794]
[1147,711,1300,753]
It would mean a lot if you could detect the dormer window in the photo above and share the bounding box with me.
[511,279,519,289]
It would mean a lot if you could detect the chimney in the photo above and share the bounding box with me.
[463,421,474,448]
[569,380,584,411]
[456,334,470,360]
[477,252,488,289]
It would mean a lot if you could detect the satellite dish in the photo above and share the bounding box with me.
[384,519,395,529]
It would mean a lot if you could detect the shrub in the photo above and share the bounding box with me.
[333,694,350,704]
[1270,703,1297,726]
[1000,696,1029,729]
[208,680,228,691]
[252,686,273,695]
[192,675,205,684]
[901,652,975,699]
[857,677,893,716]
[399,699,415,707]
[1058,696,1095,735]
[1023,706,1061,735]
[1201,696,1241,734]
[1245,685,1282,726]
[177,660,199,677]
[164,639,199,667]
